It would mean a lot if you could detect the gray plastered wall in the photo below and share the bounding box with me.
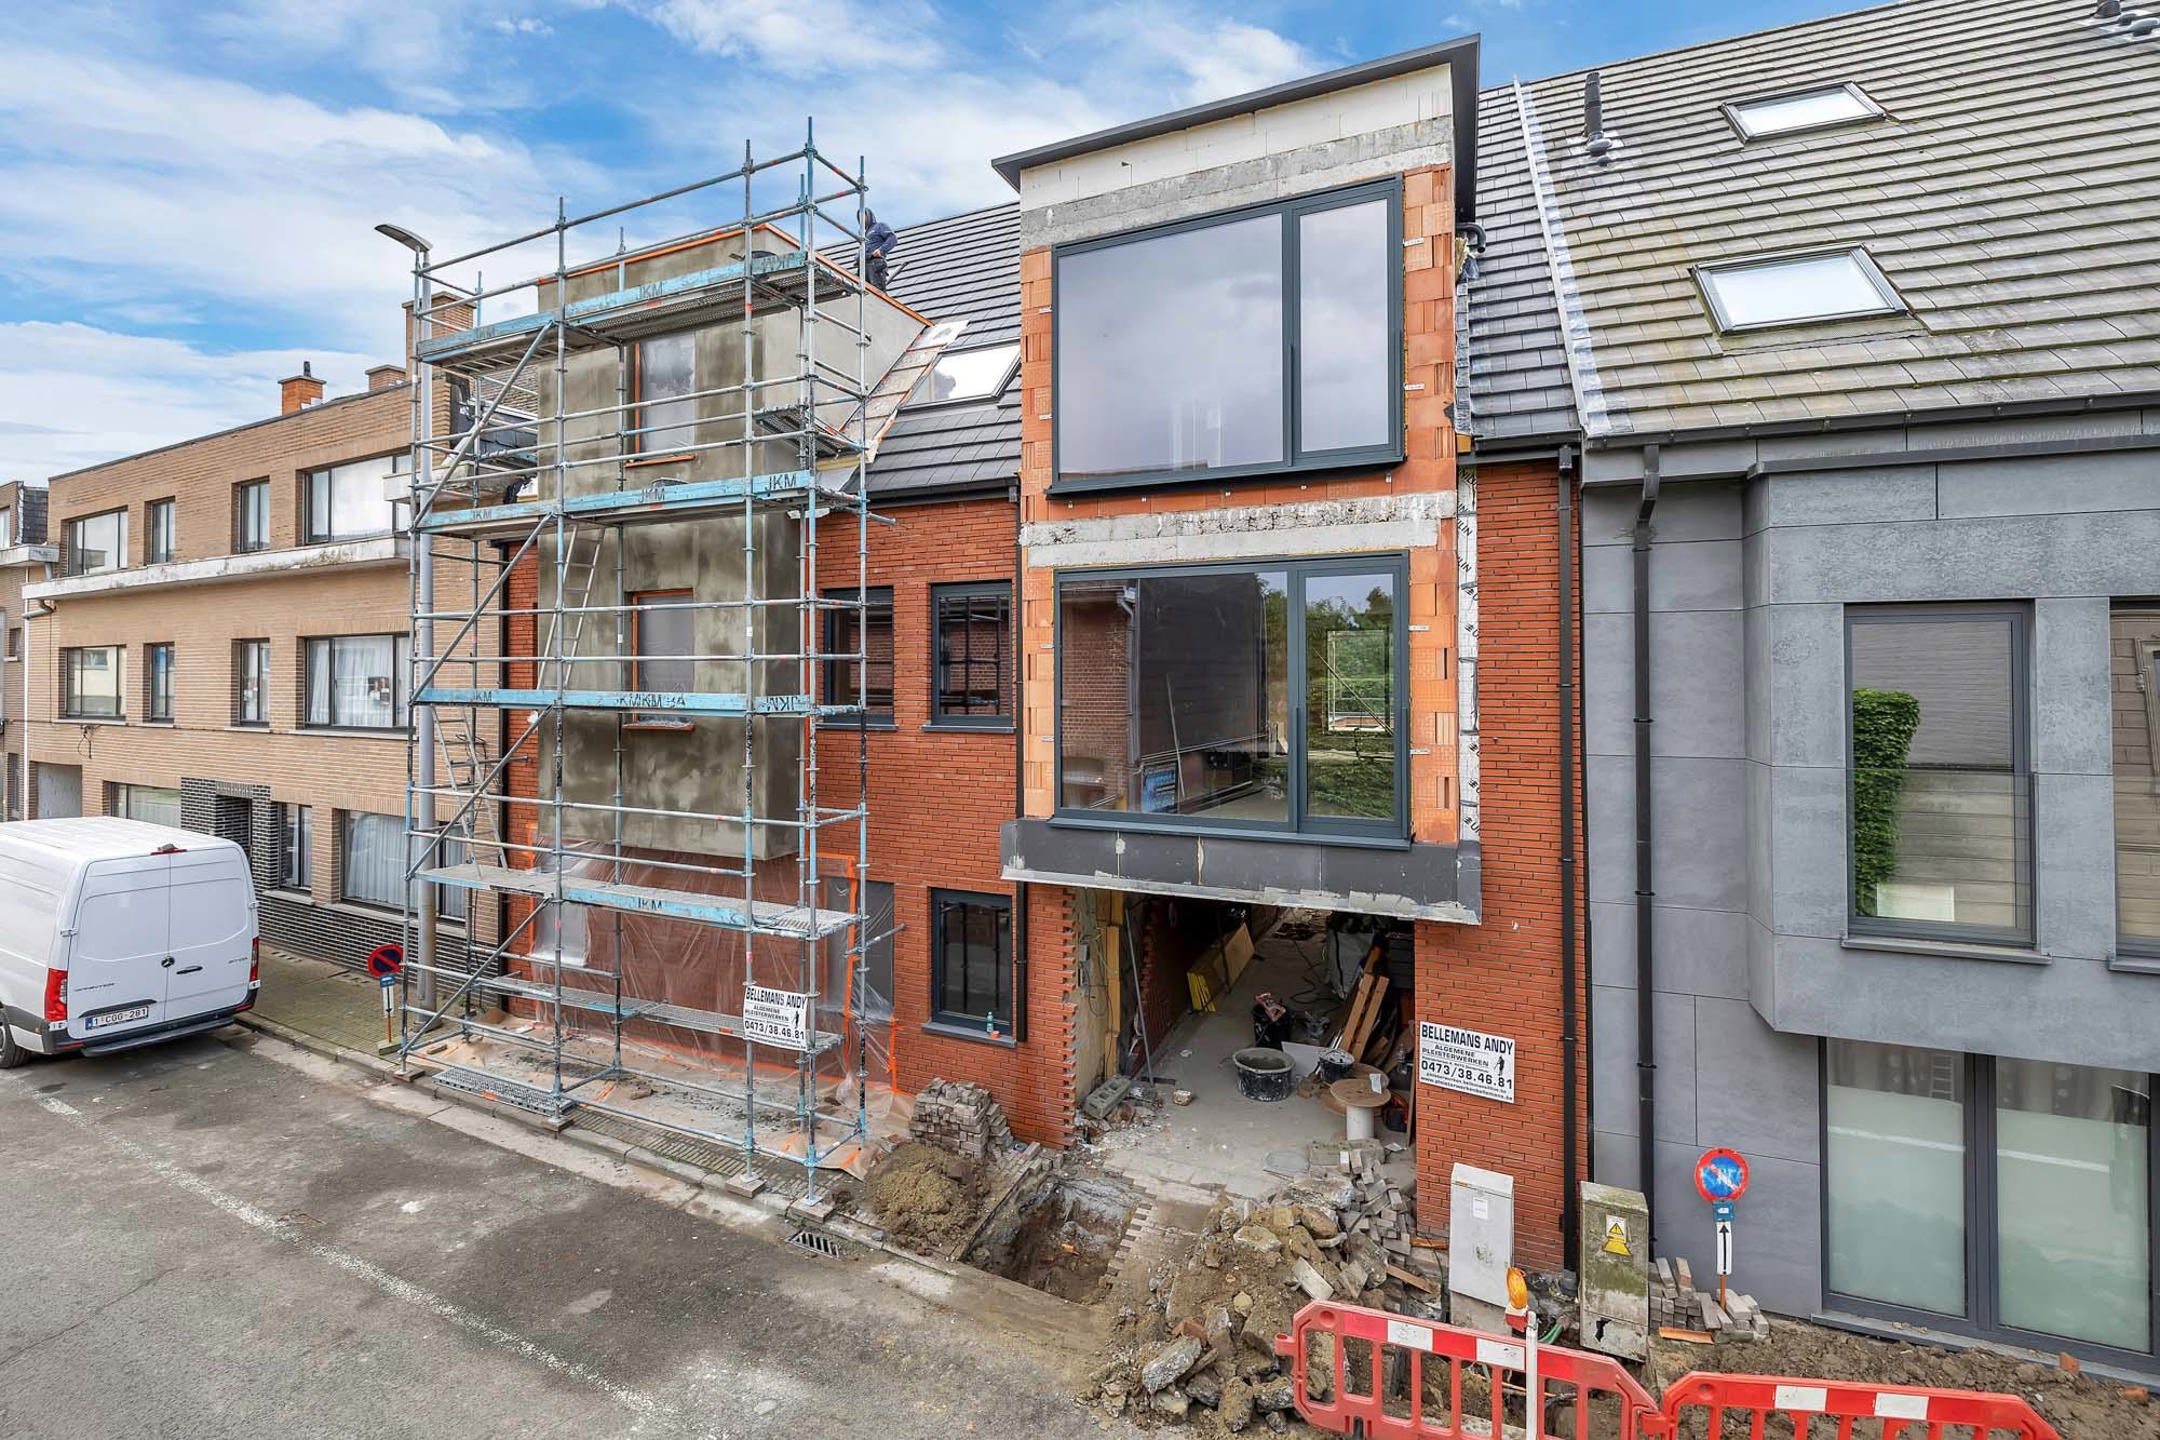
[1582,412,2160,1318]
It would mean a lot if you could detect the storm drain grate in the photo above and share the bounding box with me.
[787,1227,844,1259]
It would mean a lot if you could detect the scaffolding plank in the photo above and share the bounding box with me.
[414,470,843,536]
[414,686,847,717]
[481,972,651,1020]
[427,861,857,939]
[638,999,842,1054]
[416,250,865,376]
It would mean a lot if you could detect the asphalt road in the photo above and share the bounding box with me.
[0,1031,1124,1440]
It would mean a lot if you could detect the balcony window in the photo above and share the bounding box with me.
[61,645,122,718]
[304,454,404,543]
[278,803,312,890]
[633,332,697,456]
[822,587,894,723]
[340,810,403,909]
[234,639,270,725]
[146,642,174,723]
[2113,607,2160,957]
[1847,605,2030,944]
[1056,557,1404,838]
[304,634,407,730]
[931,582,1012,726]
[64,509,126,576]
[234,479,269,553]
[146,498,176,564]
[930,889,1012,1035]
[1053,179,1401,491]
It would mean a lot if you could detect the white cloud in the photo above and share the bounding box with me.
[636,0,943,74]
[0,323,376,482]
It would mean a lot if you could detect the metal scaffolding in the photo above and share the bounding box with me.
[393,124,888,1199]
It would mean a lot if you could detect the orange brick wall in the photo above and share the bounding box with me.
[1413,462,1586,1271]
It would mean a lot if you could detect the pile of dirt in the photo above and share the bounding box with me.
[1656,1323,2159,1440]
[863,1142,990,1256]
[1087,1170,1439,1435]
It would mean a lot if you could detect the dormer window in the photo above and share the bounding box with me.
[1722,82,1883,140]
[1053,177,1402,493]
[910,344,1019,407]
[1696,247,1904,332]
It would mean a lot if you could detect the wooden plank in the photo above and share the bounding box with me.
[1347,976,1390,1055]
[1222,924,1255,986]
[1386,1264,1438,1295]
[1334,974,1376,1050]
[1658,1327,1714,1345]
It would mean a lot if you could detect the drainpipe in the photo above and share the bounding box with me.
[1010,482,1029,1045]
[1631,445,1660,1242]
[1556,446,1581,1263]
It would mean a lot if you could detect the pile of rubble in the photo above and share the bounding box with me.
[1089,1158,1441,1433]
[908,1078,1014,1161]
[1651,1255,1769,1343]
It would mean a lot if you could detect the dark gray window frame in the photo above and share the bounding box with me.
[928,887,1014,1039]
[820,585,895,729]
[64,508,127,576]
[234,638,271,726]
[1053,552,1411,844]
[1049,177,1405,496]
[929,580,1013,730]
[303,451,403,545]
[145,642,174,723]
[1819,1042,2159,1369]
[2113,601,2160,963]
[302,633,408,732]
[233,479,270,554]
[1719,80,1886,142]
[145,497,176,564]
[1694,245,1904,334]
[1845,602,2033,948]
[277,802,312,891]
[60,645,123,719]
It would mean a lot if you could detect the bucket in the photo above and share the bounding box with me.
[1318,1048,1355,1082]
[1232,1047,1297,1102]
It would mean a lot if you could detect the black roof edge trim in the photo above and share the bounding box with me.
[1580,389,2160,457]
[992,34,1481,222]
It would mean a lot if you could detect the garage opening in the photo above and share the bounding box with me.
[1075,894,1417,1199]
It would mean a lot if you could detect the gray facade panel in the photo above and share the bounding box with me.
[1585,753,1749,912]
[1589,982,1700,1143]
[1760,511,2160,607]
[1582,609,1745,761]
[1690,998,1821,1167]
[1581,537,1744,618]
[1937,448,2160,520]
[2032,597,2115,777]
[1587,899,1750,1001]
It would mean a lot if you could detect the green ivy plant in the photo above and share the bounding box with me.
[1851,687,1921,916]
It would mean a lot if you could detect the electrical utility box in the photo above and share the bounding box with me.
[1447,1163,1515,1334]
[1579,1181,1651,1360]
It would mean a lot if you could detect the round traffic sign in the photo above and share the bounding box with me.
[366,942,405,979]
[1695,1147,1750,1204]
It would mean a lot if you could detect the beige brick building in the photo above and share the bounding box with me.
[0,479,56,820]
[21,365,501,970]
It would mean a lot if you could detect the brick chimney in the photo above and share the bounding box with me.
[366,363,406,392]
[280,361,325,414]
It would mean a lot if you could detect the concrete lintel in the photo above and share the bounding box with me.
[24,536,407,601]
[1021,491,1453,571]
[0,544,59,570]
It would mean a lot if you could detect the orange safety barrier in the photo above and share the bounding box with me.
[1275,1301,1661,1438]
[1658,1371,2063,1440]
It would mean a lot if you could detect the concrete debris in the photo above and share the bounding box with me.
[908,1078,1015,1161]
[1142,1336,1206,1393]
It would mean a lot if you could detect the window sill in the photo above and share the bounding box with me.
[922,720,1015,735]
[60,716,127,726]
[623,721,695,733]
[1047,811,1413,851]
[1046,444,1407,499]
[140,720,175,728]
[2108,950,2160,976]
[625,453,694,470]
[227,723,271,732]
[817,718,898,732]
[297,726,409,740]
[1839,933,2049,966]
[265,886,313,903]
[922,1019,1017,1049]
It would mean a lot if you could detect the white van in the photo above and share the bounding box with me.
[0,817,259,1068]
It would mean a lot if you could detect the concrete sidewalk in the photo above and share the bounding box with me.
[250,946,398,1058]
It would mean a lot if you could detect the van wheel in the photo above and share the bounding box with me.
[0,1026,30,1070]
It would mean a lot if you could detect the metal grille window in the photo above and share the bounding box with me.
[233,480,269,553]
[61,645,122,718]
[930,889,1012,1034]
[304,635,407,729]
[64,509,125,575]
[234,639,270,725]
[822,587,894,723]
[146,498,176,564]
[340,811,403,909]
[146,642,174,722]
[931,582,1011,725]
[278,803,312,890]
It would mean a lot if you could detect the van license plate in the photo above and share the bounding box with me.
[85,1005,152,1031]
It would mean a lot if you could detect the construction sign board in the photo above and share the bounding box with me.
[1418,1021,1516,1103]
[741,984,812,1051]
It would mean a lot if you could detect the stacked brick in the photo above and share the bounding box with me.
[1651,1255,1770,1342]
[909,1078,1016,1161]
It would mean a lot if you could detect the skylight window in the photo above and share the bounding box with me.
[1696,248,1903,332]
[910,344,1019,406]
[1723,82,1883,140]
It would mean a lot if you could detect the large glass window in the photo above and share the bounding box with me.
[305,455,403,542]
[1826,1042,1969,1317]
[2114,608,2160,955]
[1057,559,1401,836]
[61,646,123,718]
[65,509,125,575]
[234,480,269,553]
[930,889,1012,1035]
[823,587,894,723]
[304,635,407,729]
[1054,180,1399,489]
[635,332,697,455]
[1848,606,2030,943]
[341,811,404,909]
[234,639,270,725]
[116,784,182,828]
[146,642,174,722]
[931,582,1011,726]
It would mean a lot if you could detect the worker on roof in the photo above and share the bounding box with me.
[862,208,897,290]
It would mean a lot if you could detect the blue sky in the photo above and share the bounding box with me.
[0,0,1869,479]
